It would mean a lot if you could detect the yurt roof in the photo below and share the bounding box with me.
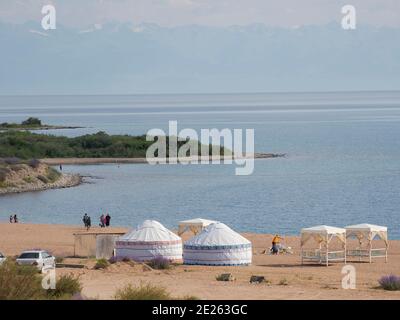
[119,220,181,242]
[184,222,250,246]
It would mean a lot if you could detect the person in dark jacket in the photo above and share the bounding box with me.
[86,216,91,230]
[105,214,111,227]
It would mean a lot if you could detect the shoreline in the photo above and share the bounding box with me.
[41,153,284,165]
[0,173,82,196]
[0,126,83,132]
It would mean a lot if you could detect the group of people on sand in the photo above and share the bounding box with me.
[99,213,111,228]
[9,214,19,223]
[82,213,111,230]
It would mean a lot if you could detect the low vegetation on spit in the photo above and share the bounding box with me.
[0,129,227,159]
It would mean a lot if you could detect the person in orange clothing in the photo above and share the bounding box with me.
[271,234,283,255]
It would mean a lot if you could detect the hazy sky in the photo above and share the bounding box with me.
[0,0,399,28]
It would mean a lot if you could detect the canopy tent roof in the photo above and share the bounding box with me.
[300,225,346,246]
[185,222,251,247]
[345,223,388,245]
[119,220,180,243]
[179,218,217,227]
[178,218,218,235]
[301,225,346,235]
[345,223,387,232]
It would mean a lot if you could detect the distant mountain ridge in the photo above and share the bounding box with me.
[1,22,399,94]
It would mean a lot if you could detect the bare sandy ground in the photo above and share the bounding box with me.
[0,223,399,300]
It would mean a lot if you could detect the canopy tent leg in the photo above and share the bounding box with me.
[326,235,329,267]
[369,239,372,263]
[301,247,303,265]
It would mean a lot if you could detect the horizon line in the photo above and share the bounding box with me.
[1,89,400,98]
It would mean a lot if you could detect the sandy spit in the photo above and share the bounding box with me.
[41,153,284,165]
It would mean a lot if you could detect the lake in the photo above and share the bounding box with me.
[1,92,400,238]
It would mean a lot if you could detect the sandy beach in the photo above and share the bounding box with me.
[0,222,399,300]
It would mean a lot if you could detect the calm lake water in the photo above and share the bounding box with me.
[1,92,400,238]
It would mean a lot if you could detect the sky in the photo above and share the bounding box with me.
[0,1,399,94]
[0,0,399,28]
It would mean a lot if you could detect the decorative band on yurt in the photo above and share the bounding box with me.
[184,243,252,250]
[183,244,252,266]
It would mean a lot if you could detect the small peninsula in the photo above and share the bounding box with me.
[0,117,82,131]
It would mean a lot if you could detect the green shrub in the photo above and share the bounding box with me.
[22,117,42,126]
[94,258,109,270]
[181,295,200,300]
[37,175,49,183]
[46,274,82,299]
[147,257,171,270]
[55,257,64,264]
[23,176,34,183]
[0,260,45,300]
[378,275,400,291]
[216,273,235,281]
[47,167,61,183]
[114,283,171,300]
[278,278,289,286]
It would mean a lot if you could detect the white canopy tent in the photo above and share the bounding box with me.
[115,220,182,262]
[345,223,388,263]
[300,225,346,266]
[183,222,252,266]
[178,218,217,236]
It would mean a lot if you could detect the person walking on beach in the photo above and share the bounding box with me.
[271,234,283,255]
[99,214,105,228]
[13,214,18,223]
[105,214,111,227]
[86,216,91,231]
[9,215,13,223]
[82,213,88,228]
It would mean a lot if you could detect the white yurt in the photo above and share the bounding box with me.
[115,220,182,262]
[183,222,252,266]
